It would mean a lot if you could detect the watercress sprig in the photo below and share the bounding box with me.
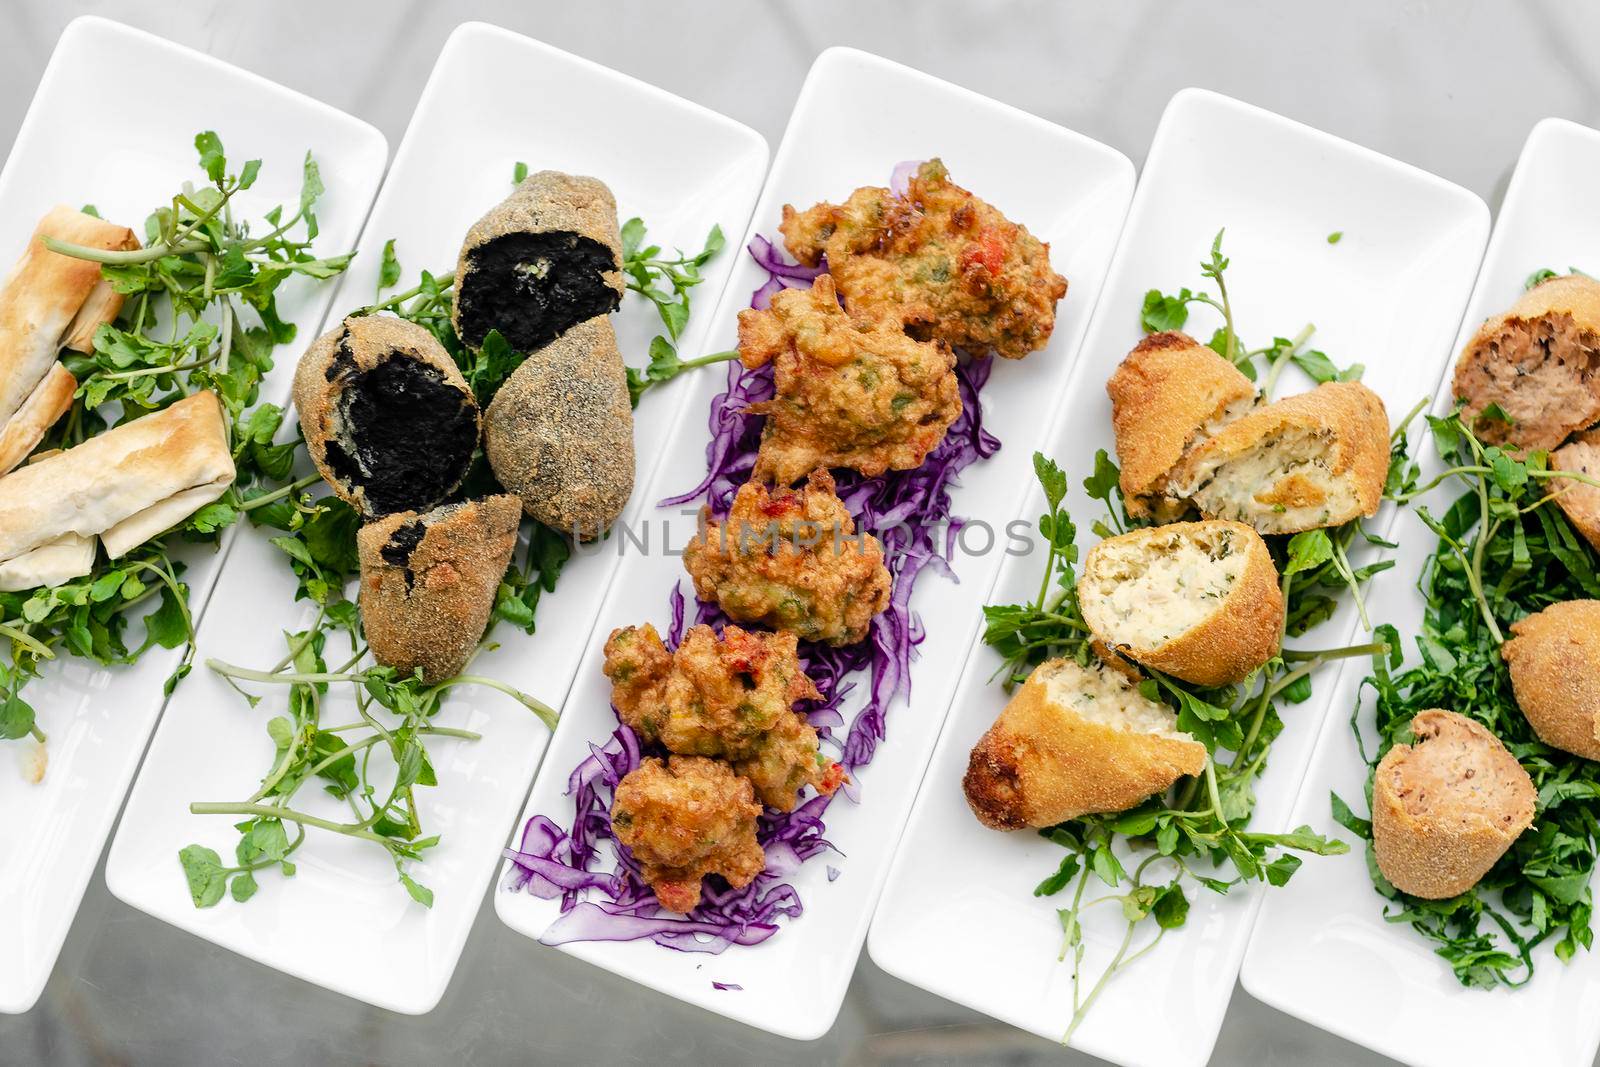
[1334,411,1600,988]
[1,132,351,757]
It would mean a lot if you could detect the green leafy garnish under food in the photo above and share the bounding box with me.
[1,131,351,750]
[1335,412,1600,988]
[987,231,1423,1040]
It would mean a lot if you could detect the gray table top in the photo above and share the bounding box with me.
[2,2,1597,1064]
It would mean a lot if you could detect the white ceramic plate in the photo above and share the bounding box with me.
[104,22,767,1015]
[493,45,1136,1041]
[1241,117,1600,1067]
[0,17,387,1015]
[868,88,1489,1067]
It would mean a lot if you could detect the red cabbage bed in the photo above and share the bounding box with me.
[504,226,1000,953]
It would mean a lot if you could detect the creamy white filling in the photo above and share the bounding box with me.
[1041,658,1187,740]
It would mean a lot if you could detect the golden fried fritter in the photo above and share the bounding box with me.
[610,756,764,913]
[736,276,960,485]
[732,707,847,812]
[602,621,845,812]
[603,621,819,759]
[682,469,891,646]
[779,158,1067,360]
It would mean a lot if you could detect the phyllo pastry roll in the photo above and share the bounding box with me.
[0,391,234,575]
[0,207,139,471]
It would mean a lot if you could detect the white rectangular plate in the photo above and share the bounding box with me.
[0,16,387,1015]
[868,88,1489,1067]
[1241,117,1600,1067]
[104,22,767,1015]
[493,45,1136,1041]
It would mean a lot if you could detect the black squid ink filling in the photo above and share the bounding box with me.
[454,230,619,351]
[325,355,477,516]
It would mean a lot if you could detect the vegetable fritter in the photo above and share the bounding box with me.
[682,469,891,646]
[736,276,960,485]
[602,622,844,811]
[610,756,764,913]
[779,158,1067,360]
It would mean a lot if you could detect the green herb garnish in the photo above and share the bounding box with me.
[988,232,1424,1040]
[1,131,351,750]
[1335,411,1600,987]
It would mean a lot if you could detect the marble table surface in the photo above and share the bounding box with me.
[2,2,1597,1064]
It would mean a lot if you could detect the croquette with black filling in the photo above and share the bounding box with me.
[356,495,521,683]
[294,315,479,517]
[453,171,624,352]
[484,315,634,540]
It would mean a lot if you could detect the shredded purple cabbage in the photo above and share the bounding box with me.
[506,210,999,954]
[889,159,920,197]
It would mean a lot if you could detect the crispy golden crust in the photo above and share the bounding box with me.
[0,390,233,563]
[682,468,891,645]
[1106,331,1255,518]
[1452,274,1600,451]
[483,315,634,540]
[1372,709,1535,899]
[1502,600,1600,760]
[356,495,521,684]
[611,755,764,914]
[293,314,479,516]
[963,658,1206,830]
[778,159,1066,359]
[0,207,137,428]
[735,276,960,485]
[0,361,74,475]
[1079,520,1283,686]
[1552,429,1600,552]
[1173,380,1389,533]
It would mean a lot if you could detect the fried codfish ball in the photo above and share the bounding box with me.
[779,158,1067,360]
[602,622,844,811]
[682,469,891,646]
[610,756,764,914]
[736,276,960,486]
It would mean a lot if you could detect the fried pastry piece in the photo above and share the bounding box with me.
[1078,520,1284,687]
[1372,709,1535,899]
[682,469,891,645]
[294,315,479,517]
[1452,274,1600,452]
[452,171,623,352]
[355,495,522,684]
[602,622,843,811]
[736,276,960,485]
[1166,381,1389,535]
[1551,428,1600,552]
[1106,330,1256,521]
[780,158,1067,359]
[1502,600,1600,761]
[964,656,1207,830]
[611,756,765,913]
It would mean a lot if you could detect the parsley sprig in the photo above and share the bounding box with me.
[1334,411,1600,987]
[0,133,351,756]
